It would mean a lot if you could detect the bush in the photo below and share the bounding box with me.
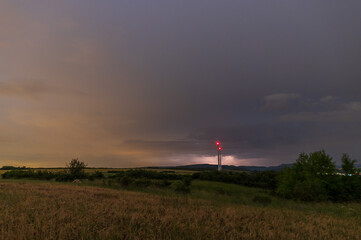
[119,176,132,187]
[2,170,57,180]
[133,178,151,187]
[55,173,75,182]
[192,170,279,190]
[154,179,171,188]
[92,171,105,178]
[171,181,190,194]
[1,166,27,170]
[112,169,183,181]
[161,179,171,187]
[87,171,104,181]
[293,178,327,201]
[182,176,192,187]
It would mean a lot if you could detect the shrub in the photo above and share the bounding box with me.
[293,178,327,201]
[133,178,151,187]
[119,176,132,187]
[1,166,27,170]
[115,169,183,180]
[154,179,171,188]
[171,181,190,194]
[88,171,104,181]
[182,176,192,187]
[92,171,105,178]
[161,179,171,187]
[55,173,75,182]
[2,170,57,180]
[192,170,279,190]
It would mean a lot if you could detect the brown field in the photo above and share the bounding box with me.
[0,182,360,240]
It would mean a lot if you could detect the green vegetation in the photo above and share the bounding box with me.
[2,170,56,180]
[342,153,359,176]
[66,158,87,178]
[192,170,278,189]
[277,150,361,201]
[1,159,103,182]
[2,150,361,203]
[1,150,360,239]
[110,169,184,180]
[0,166,27,170]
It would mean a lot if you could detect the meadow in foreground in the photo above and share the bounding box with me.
[0,181,360,240]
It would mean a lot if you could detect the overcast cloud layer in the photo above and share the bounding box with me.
[0,1,360,167]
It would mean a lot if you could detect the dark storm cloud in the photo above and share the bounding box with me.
[1,0,361,166]
[188,124,303,149]
[121,96,361,164]
[261,93,301,112]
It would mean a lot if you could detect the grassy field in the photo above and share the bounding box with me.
[0,168,197,175]
[0,179,360,239]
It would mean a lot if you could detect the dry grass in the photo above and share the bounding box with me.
[0,182,360,240]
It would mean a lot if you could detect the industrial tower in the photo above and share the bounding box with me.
[216,141,222,171]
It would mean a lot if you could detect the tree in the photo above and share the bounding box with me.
[292,150,336,177]
[67,158,87,178]
[277,150,336,201]
[341,153,357,176]
[340,154,361,200]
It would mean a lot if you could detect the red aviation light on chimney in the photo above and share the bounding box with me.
[216,142,223,171]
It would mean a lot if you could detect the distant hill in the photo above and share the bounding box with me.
[146,163,293,171]
[160,162,361,172]
[336,164,361,169]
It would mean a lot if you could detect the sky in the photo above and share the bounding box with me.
[0,1,361,167]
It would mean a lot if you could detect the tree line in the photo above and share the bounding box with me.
[1,151,361,202]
